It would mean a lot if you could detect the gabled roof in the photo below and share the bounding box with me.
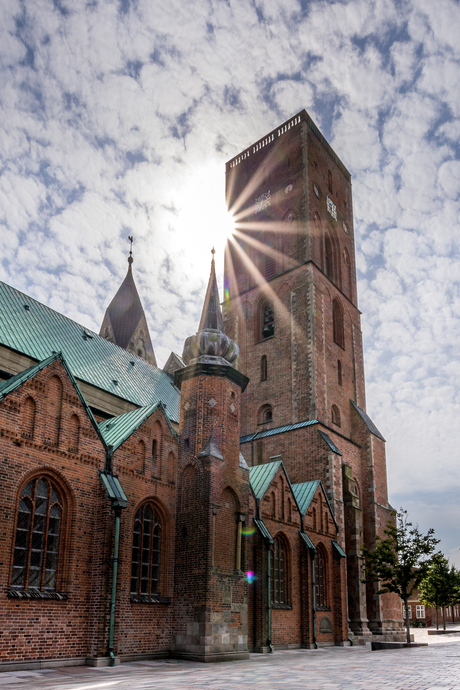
[0,280,180,422]
[292,480,321,516]
[249,460,301,516]
[0,351,105,447]
[98,401,178,452]
[292,479,338,531]
[249,460,283,501]
[241,418,318,444]
[350,400,385,442]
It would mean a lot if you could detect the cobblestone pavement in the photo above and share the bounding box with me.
[1,630,460,690]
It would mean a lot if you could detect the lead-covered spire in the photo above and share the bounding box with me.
[182,250,238,367]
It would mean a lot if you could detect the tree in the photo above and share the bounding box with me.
[419,557,460,630]
[361,508,439,644]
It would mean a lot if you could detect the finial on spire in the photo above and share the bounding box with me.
[211,246,215,265]
[128,235,134,266]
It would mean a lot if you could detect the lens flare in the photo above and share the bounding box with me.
[246,571,256,583]
[241,526,257,536]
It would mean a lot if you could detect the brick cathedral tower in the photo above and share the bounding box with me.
[223,111,403,642]
[172,253,251,661]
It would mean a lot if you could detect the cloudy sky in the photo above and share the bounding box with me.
[1,0,459,565]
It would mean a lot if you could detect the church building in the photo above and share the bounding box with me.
[0,110,404,672]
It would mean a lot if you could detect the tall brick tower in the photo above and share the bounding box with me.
[173,253,251,661]
[223,111,402,642]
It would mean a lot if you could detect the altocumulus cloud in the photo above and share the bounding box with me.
[0,0,459,563]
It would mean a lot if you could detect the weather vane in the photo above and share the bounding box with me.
[128,235,134,265]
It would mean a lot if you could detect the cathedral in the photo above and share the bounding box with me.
[0,110,404,671]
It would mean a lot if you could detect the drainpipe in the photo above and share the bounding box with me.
[99,447,128,668]
[267,545,273,653]
[108,506,121,667]
[311,551,318,649]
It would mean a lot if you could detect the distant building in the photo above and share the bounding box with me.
[0,110,404,672]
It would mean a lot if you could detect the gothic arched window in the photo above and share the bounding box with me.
[11,476,64,592]
[332,298,345,349]
[271,535,288,605]
[261,303,275,339]
[331,404,341,427]
[315,545,328,608]
[22,397,36,440]
[337,359,342,386]
[325,235,334,281]
[68,414,80,453]
[131,504,162,596]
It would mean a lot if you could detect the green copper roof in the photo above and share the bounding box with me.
[292,480,321,516]
[249,460,283,500]
[99,471,128,509]
[318,430,342,455]
[292,480,338,531]
[99,401,178,452]
[241,419,318,444]
[332,540,347,558]
[253,517,273,544]
[0,280,180,422]
[299,531,316,551]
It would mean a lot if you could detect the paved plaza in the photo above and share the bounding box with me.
[1,629,460,690]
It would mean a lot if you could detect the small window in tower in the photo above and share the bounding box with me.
[258,404,273,425]
[337,359,342,386]
[331,405,341,427]
[261,355,268,381]
[328,170,333,193]
[332,299,345,349]
[262,304,275,339]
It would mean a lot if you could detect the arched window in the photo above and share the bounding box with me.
[337,359,342,386]
[215,487,238,572]
[343,248,352,299]
[331,404,341,427]
[131,504,162,596]
[280,475,285,519]
[287,497,292,523]
[315,546,328,608]
[68,414,80,453]
[261,303,275,339]
[152,420,162,476]
[328,170,333,194]
[332,298,345,349]
[45,376,62,448]
[312,507,317,531]
[22,397,36,439]
[325,234,334,281]
[136,440,146,474]
[270,491,276,518]
[180,465,196,512]
[271,535,288,604]
[258,404,273,425]
[167,451,176,484]
[260,355,268,381]
[11,476,64,591]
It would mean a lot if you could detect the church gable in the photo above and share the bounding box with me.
[0,353,104,459]
[249,460,301,527]
[293,480,338,537]
[103,403,178,484]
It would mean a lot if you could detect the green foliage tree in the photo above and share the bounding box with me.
[361,508,439,644]
[419,557,460,630]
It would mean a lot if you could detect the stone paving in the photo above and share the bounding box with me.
[1,629,460,690]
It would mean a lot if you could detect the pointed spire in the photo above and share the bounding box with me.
[99,238,157,366]
[198,434,223,460]
[181,249,239,367]
[198,248,224,333]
